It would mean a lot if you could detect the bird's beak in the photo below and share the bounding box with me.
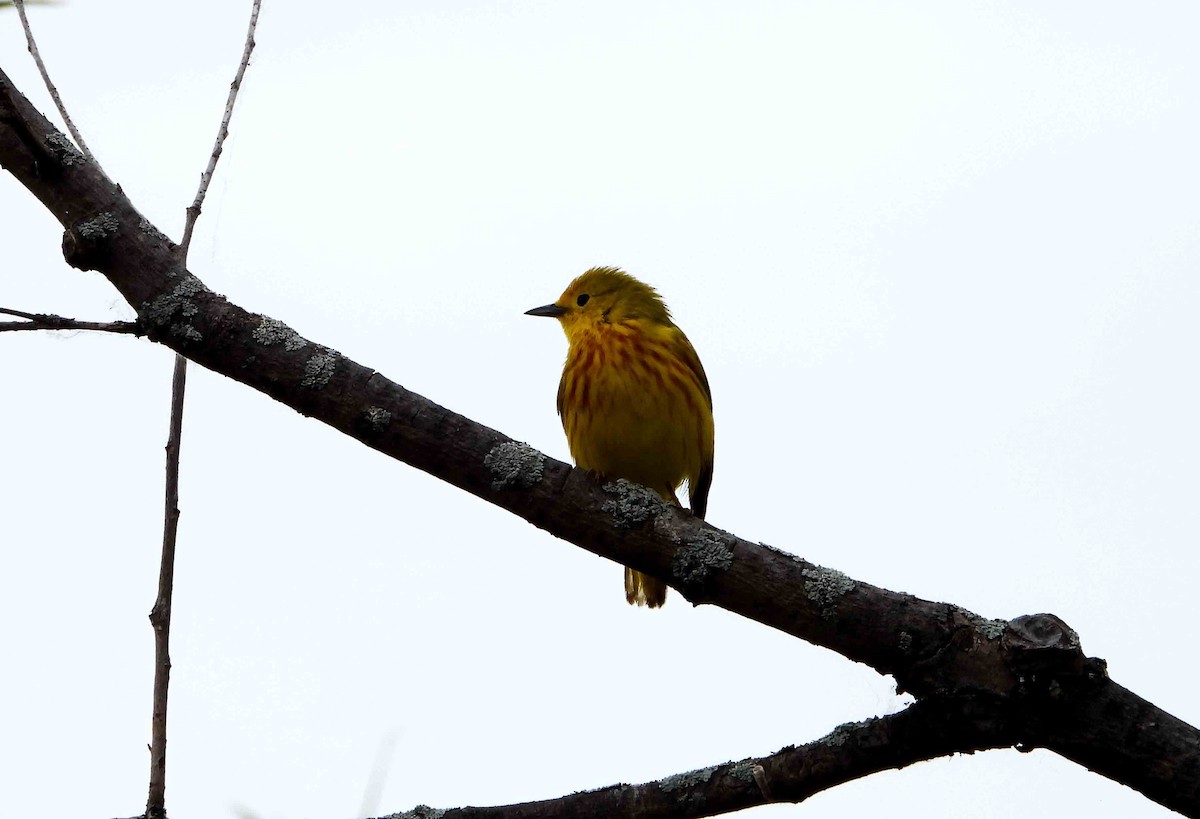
[525,303,568,318]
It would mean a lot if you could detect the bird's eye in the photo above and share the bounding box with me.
[576,294,590,307]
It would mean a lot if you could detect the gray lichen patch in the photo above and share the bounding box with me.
[898,631,913,653]
[484,441,545,490]
[252,316,308,351]
[802,565,855,618]
[729,760,758,783]
[756,540,803,562]
[950,606,1007,640]
[976,617,1007,640]
[365,406,392,431]
[172,324,202,342]
[601,479,668,527]
[571,783,633,799]
[46,131,83,166]
[301,348,339,388]
[139,274,207,341]
[821,719,873,747]
[380,806,446,819]
[660,765,716,793]
[672,529,734,588]
[137,217,170,244]
[76,212,119,239]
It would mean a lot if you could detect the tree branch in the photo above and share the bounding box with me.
[2,65,1199,816]
[1028,675,1200,816]
[145,353,186,819]
[178,0,261,251]
[375,696,1019,819]
[0,306,141,334]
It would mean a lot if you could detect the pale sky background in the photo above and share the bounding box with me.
[2,2,1198,818]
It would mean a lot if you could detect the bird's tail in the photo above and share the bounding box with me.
[625,567,667,608]
[623,485,681,608]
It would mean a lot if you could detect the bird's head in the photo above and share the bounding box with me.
[525,267,672,337]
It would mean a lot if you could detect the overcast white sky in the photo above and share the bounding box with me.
[2,2,1198,817]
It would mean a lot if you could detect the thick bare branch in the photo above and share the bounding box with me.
[375,696,1019,819]
[380,676,1200,818]
[1028,675,1200,816]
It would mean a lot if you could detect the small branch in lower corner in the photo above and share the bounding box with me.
[0,308,142,335]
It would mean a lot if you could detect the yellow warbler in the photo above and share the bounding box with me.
[526,266,715,608]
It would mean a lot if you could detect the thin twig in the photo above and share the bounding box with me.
[145,3,263,818]
[0,306,44,320]
[145,353,186,819]
[10,0,92,161]
[179,0,262,253]
[0,307,141,334]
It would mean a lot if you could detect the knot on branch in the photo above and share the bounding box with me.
[899,609,1092,701]
[62,211,119,270]
[1003,613,1087,681]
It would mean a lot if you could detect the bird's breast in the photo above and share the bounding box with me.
[558,325,711,491]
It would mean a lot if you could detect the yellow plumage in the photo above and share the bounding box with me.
[526,267,715,607]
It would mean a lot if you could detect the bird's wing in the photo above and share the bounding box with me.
[674,331,712,408]
[689,457,713,520]
[674,328,714,519]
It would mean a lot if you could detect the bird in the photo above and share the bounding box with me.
[526,266,715,607]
